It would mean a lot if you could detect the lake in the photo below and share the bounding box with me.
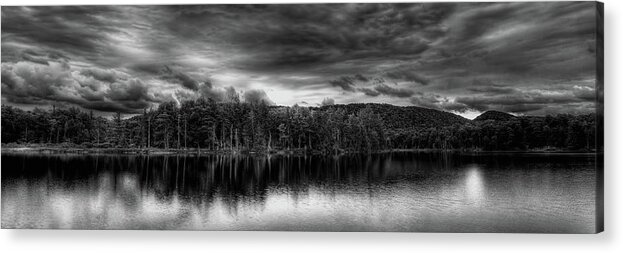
[1,152,598,233]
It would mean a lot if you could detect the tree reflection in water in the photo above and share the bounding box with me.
[1,152,597,232]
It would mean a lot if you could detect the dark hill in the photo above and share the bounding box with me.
[474,110,517,121]
[319,103,471,130]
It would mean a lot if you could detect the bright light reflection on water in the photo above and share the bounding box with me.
[465,165,485,204]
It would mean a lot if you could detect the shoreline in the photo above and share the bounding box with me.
[0,144,598,155]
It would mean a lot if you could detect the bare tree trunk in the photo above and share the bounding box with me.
[235,128,239,151]
[268,132,272,151]
[165,128,169,149]
[147,116,151,149]
[211,126,216,150]
[222,125,225,149]
[63,121,68,141]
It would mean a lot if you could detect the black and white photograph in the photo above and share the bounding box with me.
[1,1,603,233]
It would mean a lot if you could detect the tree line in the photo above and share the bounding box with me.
[1,99,598,153]
[1,98,386,153]
[390,114,597,151]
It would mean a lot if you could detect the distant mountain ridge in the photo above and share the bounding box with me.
[473,110,517,121]
[318,103,471,130]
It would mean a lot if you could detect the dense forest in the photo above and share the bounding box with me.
[1,98,599,153]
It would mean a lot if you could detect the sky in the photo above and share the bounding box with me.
[1,2,599,118]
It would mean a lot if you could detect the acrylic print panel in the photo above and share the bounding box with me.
[0,2,604,233]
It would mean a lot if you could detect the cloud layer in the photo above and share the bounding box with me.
[1,3,599,116]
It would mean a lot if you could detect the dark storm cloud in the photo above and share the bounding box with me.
[127,63,162,76]
[243,89,275,105]
[384,70,430,85]
[80,68,121,83]
[411,84,597,114]
[160,66,200,91]
[198,81,226,102]
[1,6,122,61]
[358,87,381,97]
[329,76,357,92]
[328,74,375,92]
[1,3,599,115]
[8,48,72,66]
[572,85,597,101]
[191,3,456,71]
[19,50,51,65]
[424,2,597,79]
[372,84,415,98]
[1,61,164,113]
[454,88,591,113]
[330,72,418,98]
[353,74,369,82]
[410,93,469,113]
[107,79,152,102]
[468,84,518,95]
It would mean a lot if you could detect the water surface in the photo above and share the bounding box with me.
[1,152,597,232]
